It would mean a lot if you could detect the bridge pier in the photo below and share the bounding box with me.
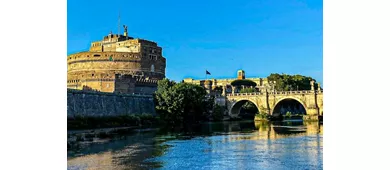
[303,115,319,121]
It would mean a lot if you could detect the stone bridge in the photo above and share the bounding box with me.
[223,89,323,120]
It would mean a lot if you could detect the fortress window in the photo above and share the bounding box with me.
[94,54,100,57]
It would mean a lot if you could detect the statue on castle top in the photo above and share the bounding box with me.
[123,25,128,33]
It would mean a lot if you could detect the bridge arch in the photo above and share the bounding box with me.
[271,97,308,116]
[229,99,260,117]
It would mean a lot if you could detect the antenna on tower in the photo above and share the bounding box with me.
[118,11,121,36]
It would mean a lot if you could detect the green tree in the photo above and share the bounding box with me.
[212,104,224,121]
[203,95,215,114]
[154,79,207,125]
[267,73,316,91]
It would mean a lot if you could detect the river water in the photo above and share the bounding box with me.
[68,121,323,170]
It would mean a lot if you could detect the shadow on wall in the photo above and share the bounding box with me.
[67,89,156,118]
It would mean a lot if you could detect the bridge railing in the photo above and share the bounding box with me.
[226,92,265,96]
[270,90,314,95]
[226,90,321,96]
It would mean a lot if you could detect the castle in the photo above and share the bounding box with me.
[67,25,166,94]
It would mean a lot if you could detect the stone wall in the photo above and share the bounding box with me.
[67,51,166,77]
[67,89,155,118]
[67,51,166,92]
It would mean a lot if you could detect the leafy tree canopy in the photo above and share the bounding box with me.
[154,79,208,125]
[267,73,318,91]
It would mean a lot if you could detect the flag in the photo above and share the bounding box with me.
[206,70,211,75]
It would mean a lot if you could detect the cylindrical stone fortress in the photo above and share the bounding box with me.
[67,27,166,93]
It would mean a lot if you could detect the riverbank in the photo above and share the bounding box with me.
[67,126,158,151]
[67,114,157,130]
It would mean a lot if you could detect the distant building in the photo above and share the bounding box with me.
[183,70,274,94]
[67,25,166,94]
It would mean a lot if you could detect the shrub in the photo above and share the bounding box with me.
[285,111,292,118]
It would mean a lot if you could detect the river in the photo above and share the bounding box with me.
[68,121,323,170]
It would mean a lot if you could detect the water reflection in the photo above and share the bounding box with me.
[68,121,323,170]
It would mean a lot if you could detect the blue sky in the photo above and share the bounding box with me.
[68,0,323,85]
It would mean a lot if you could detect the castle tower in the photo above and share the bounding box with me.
[237,70,245,80]
[67,24,166,94]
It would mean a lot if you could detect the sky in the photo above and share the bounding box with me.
[68,0,323,85]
